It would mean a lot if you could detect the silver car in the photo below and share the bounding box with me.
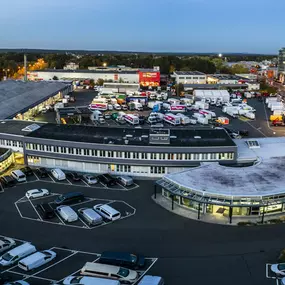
[82,174,98,185]
[78,207,103,226]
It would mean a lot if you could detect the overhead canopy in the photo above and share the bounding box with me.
[0,80,70,119]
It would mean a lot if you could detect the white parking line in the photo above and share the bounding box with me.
[52,246,100,256]
[48,173,56,183]
[9,270,55,282]
[1,264,19,274]
[32,251,78,277]
[28,198,43,221]
[57,256,100,282]
[135,258,158,284]
[33,171,40,181]
[81,179,91,187]
[78,216,90,228]
[66,178,73,185]
[69,198,96,207]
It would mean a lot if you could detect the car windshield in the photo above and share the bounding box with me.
[71,277,82,284]
[278,264,285,270]
[1,252,13,261]
[118,267,130,277]
[130,254,137,263]
[43,251,52,257]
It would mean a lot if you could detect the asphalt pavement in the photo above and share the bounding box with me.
[0,178,284,285]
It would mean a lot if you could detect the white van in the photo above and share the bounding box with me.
[116,176,134,186]
[0,243,36,266]
[93,204,121,221]
[56,205,78,222]
[81,262,138,283]
[11,170,26,182]
[51,168,66,181]
[138,275,165,285]
[18,250,56,271]
[62,276,121,285]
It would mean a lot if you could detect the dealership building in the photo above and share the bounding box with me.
[156,137,285,223]
[29,67,161,87]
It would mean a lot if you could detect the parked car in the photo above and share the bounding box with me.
[82,174,98,185]
[116,176,134,187]
[271,263,285,276]
[62,276,121,285]
[94,204,121,221]
[56,206,78,222]
[18,250,56,271]
[138,275,165,285]
[35,168,48,178]
[81,262,138,283]
[0,243,36,266]
[66,172,81,182]
[51,168,66,181]
[11,170,26,182]
[99,251,145,269]
[54,192,84,205]
[97,174,116,187]
[25,189,50,199]
[36,203,55,219]
[21,167,33,176]
[5,281,30,285]
[0,237,16,253]
[78,208,103,226]
[0,176,17,187]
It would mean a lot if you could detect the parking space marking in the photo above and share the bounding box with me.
[51,247,99,256]
[1,264,20,274]
[31,251,78,277]
[78,216,89,228]
[8,270,55,282]
[33,171,40,181]
[135,258,158,284]
[66,178,73,185]
[80,179,91,187]
[16,193,59,204]
[48,173,56,183]
[28,198,43,221]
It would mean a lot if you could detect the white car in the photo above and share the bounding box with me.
[271,263,285,276]
[18,250,56,271]
[25,189,50,199]
[5,281,30,285]
[82,174,98,185]
[0,237,16,253]
[62,276,119,284]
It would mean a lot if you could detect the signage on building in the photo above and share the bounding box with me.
[139,71,160,87]
[114,74,119,81]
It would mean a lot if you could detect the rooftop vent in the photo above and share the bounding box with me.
[22,123,41,132]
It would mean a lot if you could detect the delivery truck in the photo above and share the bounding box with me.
[163,113,181,125]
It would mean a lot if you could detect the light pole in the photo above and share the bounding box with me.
[3,69,10,79]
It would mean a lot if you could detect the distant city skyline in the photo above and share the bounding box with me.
[0,0,284,54]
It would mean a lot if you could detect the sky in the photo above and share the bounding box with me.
[0,0,284,54]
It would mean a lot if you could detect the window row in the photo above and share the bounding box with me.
[25,143,235,161]
[0,139,23,148]
[179,76,205,80]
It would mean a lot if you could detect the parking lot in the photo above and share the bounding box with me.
[15,193,136,229]
[31,89,283,139]
[0,235,157,285]
[1,168,139,192]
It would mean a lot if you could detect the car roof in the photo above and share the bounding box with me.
[98,204,120,215]
[20,251,46,263]
[62,192,83,198]
[82,262,120,274]
[8,243,35,255]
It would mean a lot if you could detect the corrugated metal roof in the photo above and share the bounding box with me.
[0,80,70,119]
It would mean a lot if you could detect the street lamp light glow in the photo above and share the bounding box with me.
[103,62,107,67]
[218,53,223,58]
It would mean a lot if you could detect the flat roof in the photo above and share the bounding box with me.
[165,158,285,197]
[208,74,241,80]
[174,71,206,76]
[34,69,139,74]
[0,120,46,136]
[184,84,248,89]
[25,123,235,147]
[0,81,70,119]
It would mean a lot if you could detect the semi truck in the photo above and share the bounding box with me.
[163,113,181,125]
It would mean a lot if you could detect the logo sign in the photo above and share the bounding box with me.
[170,105,185,111]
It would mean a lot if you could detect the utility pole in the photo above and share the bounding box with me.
[24,54,27,82]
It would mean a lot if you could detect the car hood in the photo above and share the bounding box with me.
[0,257,9,265]
[63,276,74,284]
[127,270,138,281]
[271,264,279,273]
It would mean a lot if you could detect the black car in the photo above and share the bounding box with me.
[36,203,55,219]
[0,176,17,187]
[54,192,84,205]
[66,172,81,181]
[21,166,33,176]
[97,174,117,187]
[36,167,48,178]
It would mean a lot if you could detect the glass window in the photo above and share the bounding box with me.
[83,149,89,156]
[76,148,81,155]
[100,150,105,157]
[54,146,59,153]
[141,153,147,159]
[68,147,74,154]
[91,149,96,156]
[125,152,131,159]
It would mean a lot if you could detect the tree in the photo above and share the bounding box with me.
[52,76,59,80]
[230,64,249,74]
[119,77,124,83]
[97,78,104,86]
[176,83,184,96]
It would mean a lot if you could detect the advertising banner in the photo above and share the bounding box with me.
[139,71,160,87]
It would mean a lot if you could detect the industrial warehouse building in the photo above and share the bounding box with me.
[156,137,285,223]
[28,67,161,87]
[0,120,237,176]
[0,80,72,120]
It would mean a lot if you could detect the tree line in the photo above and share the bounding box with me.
[0,52,276,79]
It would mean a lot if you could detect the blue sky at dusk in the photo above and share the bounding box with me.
[0,0,284,54]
